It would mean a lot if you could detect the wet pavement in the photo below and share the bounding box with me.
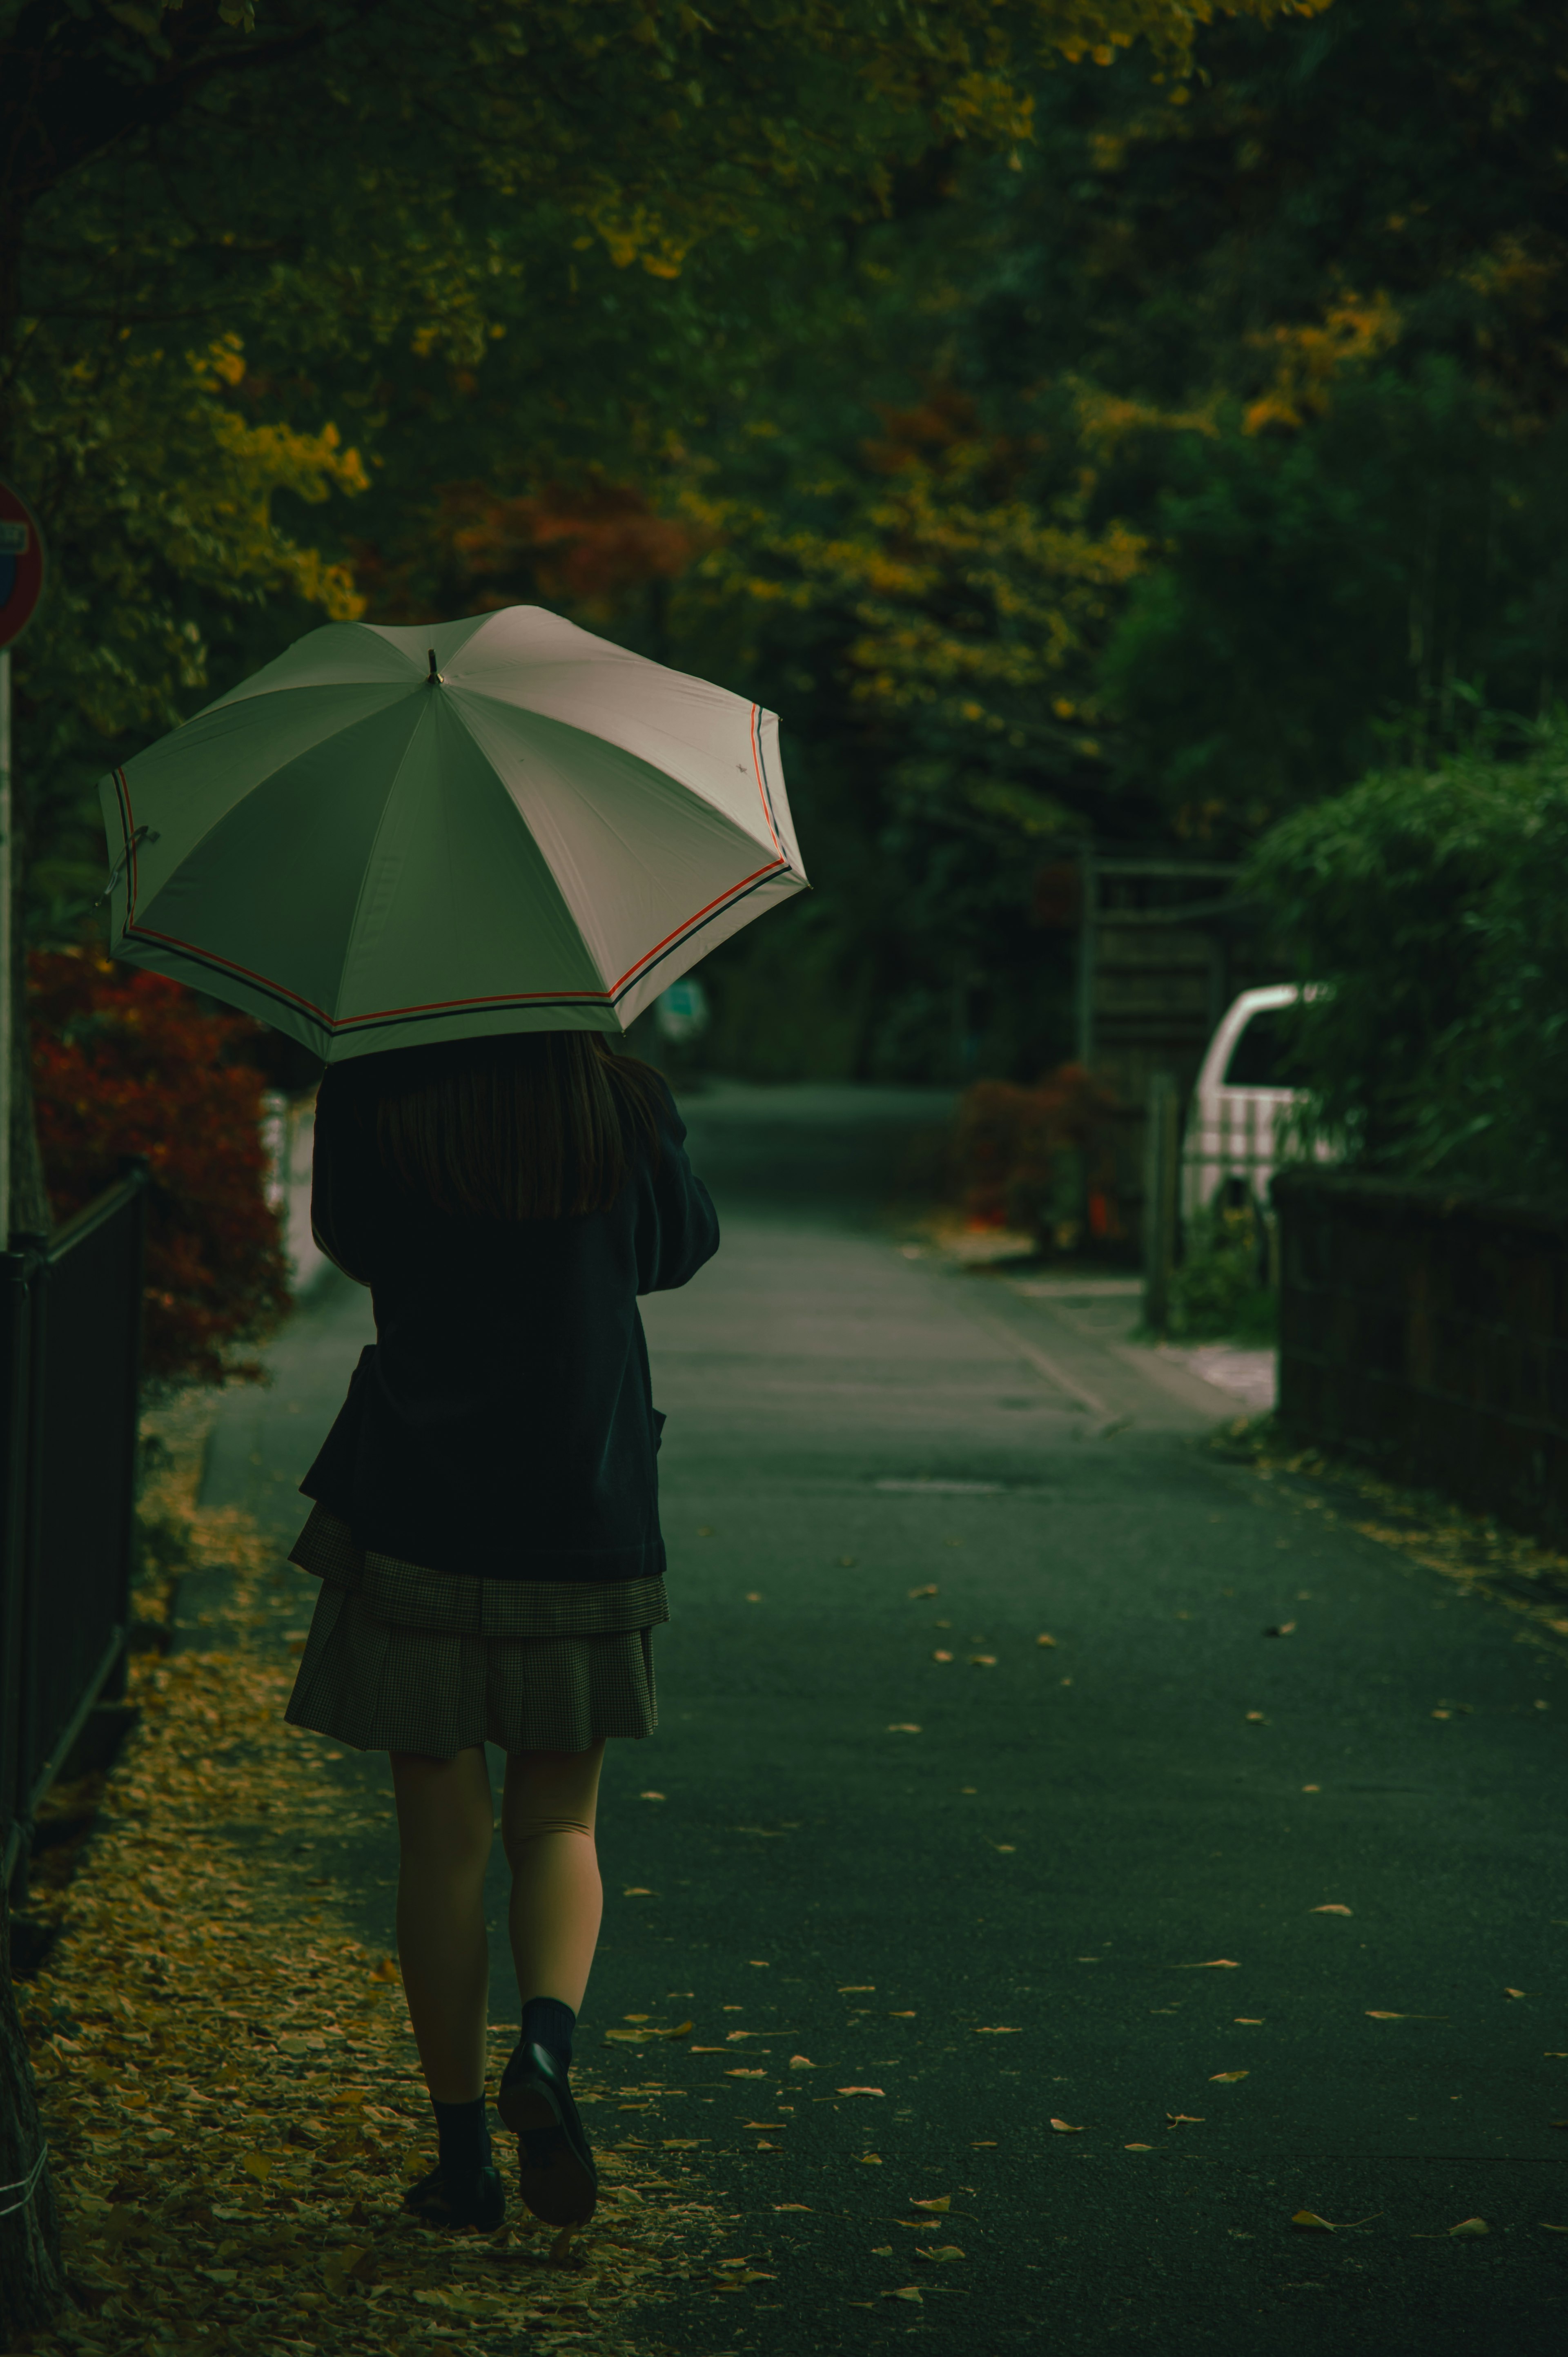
[200,1081,1568,2355]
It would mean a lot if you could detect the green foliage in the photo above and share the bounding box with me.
[1,0,1309,954]
[1243,714,1568,1195]
[16,334,367,930]
[1169,1203,1276,1342]
[8,0,1567,1111]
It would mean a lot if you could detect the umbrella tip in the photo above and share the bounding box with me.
[426,647,440,684]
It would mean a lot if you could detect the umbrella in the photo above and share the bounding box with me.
[98,606,808,1061]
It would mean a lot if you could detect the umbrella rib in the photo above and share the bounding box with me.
[453,685,788,856]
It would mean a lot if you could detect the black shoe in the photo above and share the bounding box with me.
[497,2040,597,2226]
[402,2159,506,2233]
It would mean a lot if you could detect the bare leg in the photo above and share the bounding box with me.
[390,1746,493,2104]
[501,1743,606,2012]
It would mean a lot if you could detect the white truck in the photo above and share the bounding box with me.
[1180,983,1328,1223]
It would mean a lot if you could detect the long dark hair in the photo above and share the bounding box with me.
[326,1030,666,1220]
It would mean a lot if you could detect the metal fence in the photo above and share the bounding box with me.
[1,1164,147,1897]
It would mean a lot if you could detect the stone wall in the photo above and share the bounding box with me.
[1272,1168,1568,1545]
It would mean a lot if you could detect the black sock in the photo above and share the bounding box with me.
[521,1995,576,2068]
[432,2095,491,2176]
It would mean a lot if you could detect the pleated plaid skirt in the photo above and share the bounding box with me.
[283,1505,663,1757]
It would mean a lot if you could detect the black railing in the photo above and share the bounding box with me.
[1,1164,147,1895]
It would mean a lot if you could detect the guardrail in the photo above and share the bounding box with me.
[1,1164,147,1897]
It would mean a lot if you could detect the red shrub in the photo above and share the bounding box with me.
[29,949,292,1383]
[955,1064,1124,1253]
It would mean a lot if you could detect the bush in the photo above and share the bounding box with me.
[954,1065,1123,1253]
[29,950,292,1384]
[1168,1204,1277,1345]
[1243,714,1568,1195]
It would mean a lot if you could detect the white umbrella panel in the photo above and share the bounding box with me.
[98,607,808,1062]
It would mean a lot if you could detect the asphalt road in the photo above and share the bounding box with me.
[200,1081,1568,2355]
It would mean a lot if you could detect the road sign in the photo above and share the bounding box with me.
[0,483,45,651]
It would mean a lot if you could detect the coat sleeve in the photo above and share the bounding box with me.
[309,1076,377,1286]
[635,1093,720,1296]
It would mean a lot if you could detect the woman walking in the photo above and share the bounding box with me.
[282,1029,718,2234]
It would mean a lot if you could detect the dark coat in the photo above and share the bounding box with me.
[299,1070,719,1582]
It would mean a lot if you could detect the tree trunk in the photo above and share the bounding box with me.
[0,1884,65,2343]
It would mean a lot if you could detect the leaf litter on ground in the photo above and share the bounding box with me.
[1211,1418,1568,1653]
[15,1394,722,2357]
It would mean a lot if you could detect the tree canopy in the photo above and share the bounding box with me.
[9,0,1565,1105]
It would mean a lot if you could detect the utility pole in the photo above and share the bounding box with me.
[0,486,46,1250]
[1075,843,1096,1068]
[1143,1070,1180,1335]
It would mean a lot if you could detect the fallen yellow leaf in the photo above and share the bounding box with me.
[1449,2217,1489,2237]
[774,2203,812,2211]
[1292,2210,1336,2232]
[933,1649,953,1661]
[1311,1903,1353,1916]
[622,1886,654,1896]
[1182,1959,1240,1969]
[788,2055,816,2069]
[908,1583,938,1599]
[887,1723,922,1734]
[1049,2118,1086,2134]
[973,2025,1023,2034]
[884,2287,924,2303]
[914,2245,965,2263]
[969,1654,997,1668]
[839,1985,875,1992]
[837,2087,885,2097]
[1234,2017,1265,2025]
[911,2196,950,2212]
[1209,2070,1250,2083]
[1036,1632,1056,1647]
[1506,1988,1528,2000]
[1125,2142,1153,2150]
[1245,1710,1268,1723]
[1166,2114,1204,2126]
